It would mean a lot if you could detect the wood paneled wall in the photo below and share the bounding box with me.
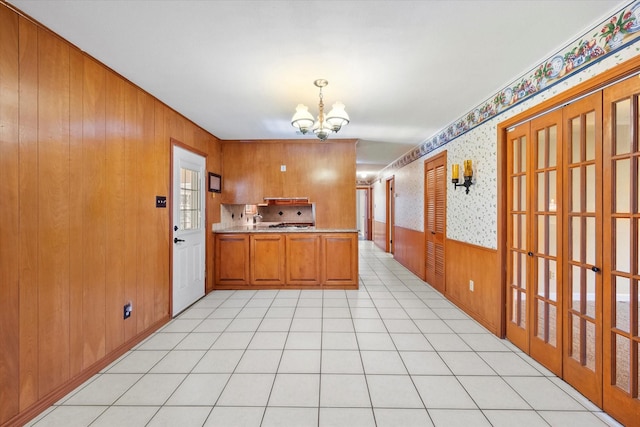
[0,4,222,425]
[392,226,426,280]
[445,239,501,335]
[373,220,387,251]
[220,140,357,230]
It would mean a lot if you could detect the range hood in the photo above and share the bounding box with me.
[263,197,310,205]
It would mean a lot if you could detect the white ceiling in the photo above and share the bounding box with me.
[6,0,627,178]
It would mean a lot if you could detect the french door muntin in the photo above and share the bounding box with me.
[506,115,564,374]
[602,77,640,423]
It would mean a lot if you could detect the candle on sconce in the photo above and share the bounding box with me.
[463,160,473,177]
[452,164,459,181]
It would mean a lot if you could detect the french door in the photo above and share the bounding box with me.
[507,74,640,423]
[562,92,603,405]
[506,110,565,375]
[506,93,603,400]
[602,75,640,424]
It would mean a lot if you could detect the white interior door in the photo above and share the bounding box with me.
[172,145,206,316]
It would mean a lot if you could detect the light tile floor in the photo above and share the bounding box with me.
[28,241,623,427]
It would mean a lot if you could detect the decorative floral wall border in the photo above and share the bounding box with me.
[375,0,640,181]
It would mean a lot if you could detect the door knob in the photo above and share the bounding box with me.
[527,252,534,257]
[174,237,185,244]
[591,266,600,273]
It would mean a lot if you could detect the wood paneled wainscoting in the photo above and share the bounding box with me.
[392,226,426,281]
[373,220,387,251]
[445,239,501,336]
[0,4,222,426]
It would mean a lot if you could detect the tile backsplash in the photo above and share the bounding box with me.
[213,203,315,231]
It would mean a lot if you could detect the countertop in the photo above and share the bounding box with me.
[213,224,358,234]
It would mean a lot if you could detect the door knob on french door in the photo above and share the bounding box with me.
[591,266,600,273]
[174,237,185,244]
[527,252,534,257]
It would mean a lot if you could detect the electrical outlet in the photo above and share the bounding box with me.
[469,280,474,292]
[124,302,132,319]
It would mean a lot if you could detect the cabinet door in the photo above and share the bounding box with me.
[214,234,250,286]
[286,234,321,286]
[322,233,359,288]
[250,234,285,286]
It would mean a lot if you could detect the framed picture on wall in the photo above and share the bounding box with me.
[208,172,221,193]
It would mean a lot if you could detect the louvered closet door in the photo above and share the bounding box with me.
[529,110,563,375]
[425,152,446,293]
[562,92,603,406]
[602,76,640,425]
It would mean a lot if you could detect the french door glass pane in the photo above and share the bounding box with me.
[615,99,631,155]
[512,214,519,247]
[549,259,557,297]
[548,171,557,209]
[587,270,596,318]
[570,314,580,362]
[615,159,631,213]
[549,125,557,167]
[520,137,527,172]
[512,251,519,286]
[537,300,556,346]
[513,139,520,172]
[616,218,631,273]
[586,320,596,371]
[586,164,596,212]
[549,216,557,256]
[586,217,596,266]
[571,217,581,261]
[537,130,546,168]
[615,334,631,392]
[537,173,545,210]
[572,265,582,311]
[520,175,527,211]
[520,253,527,290]
[572,118,581,163]
[537,258,547,297]
[512,177,519,211]
[615,276,631,333]
[571,168,581,212]
[586,111,596,161]
[537,215,546,254]
[520,214,526,250]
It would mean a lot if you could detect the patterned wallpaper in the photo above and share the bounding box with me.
[374,0,640,249]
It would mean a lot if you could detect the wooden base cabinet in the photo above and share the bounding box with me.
[250,234,286,286]
[214,232,358,289]
[322,233,359,288]
[214,234,250,286]
[286,234,321,286]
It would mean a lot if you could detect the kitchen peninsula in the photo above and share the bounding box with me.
[214,224,358,289]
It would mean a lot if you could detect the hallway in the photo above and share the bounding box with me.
[28,242,621,427]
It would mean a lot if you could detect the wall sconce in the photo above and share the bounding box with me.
[452,160,473,194]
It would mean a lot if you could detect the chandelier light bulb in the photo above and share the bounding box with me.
[326,102,350,132]
[291,104,315,134]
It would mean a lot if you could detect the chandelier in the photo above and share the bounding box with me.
[291,79,349,141]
